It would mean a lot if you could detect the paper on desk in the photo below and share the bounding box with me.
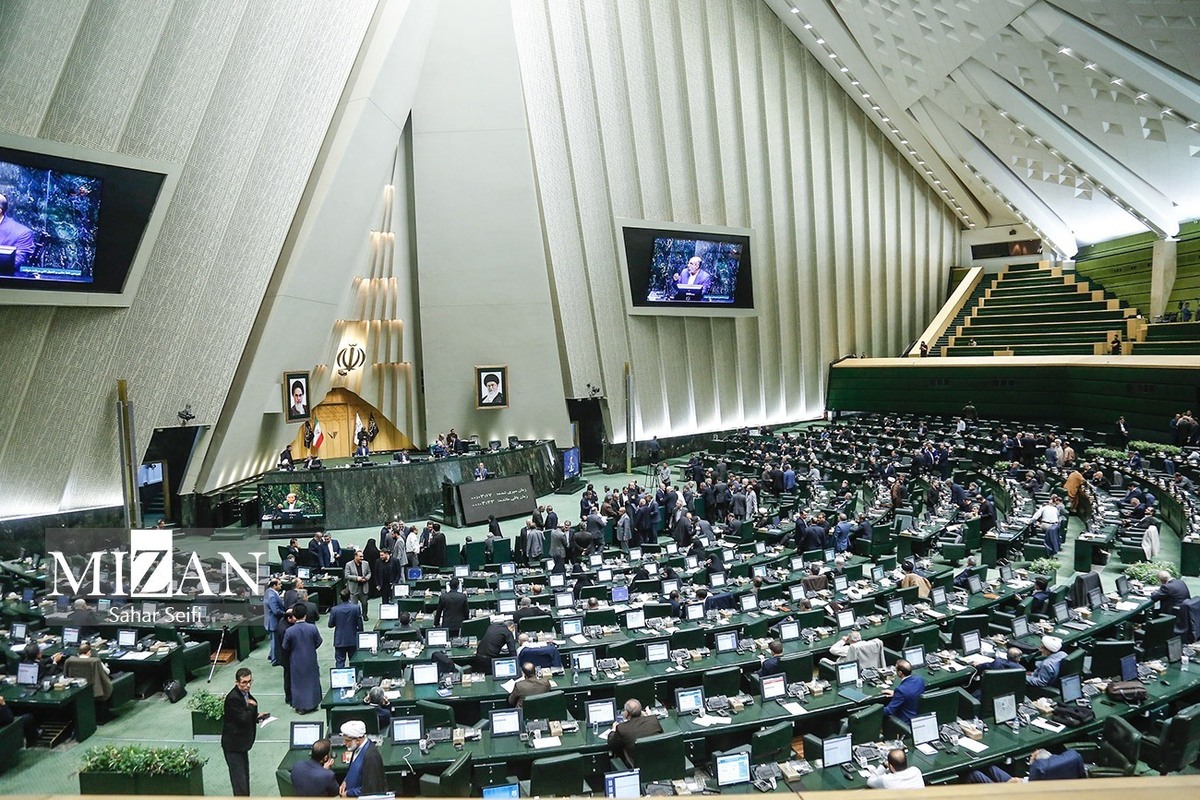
[1115,601,1141,611]
[916,743,938,756]
[693,714,731,727]
[384,690,402,700]
[781,702,807,716]
[570,634,589,645]
[119,651,152,661]
[956,738,988,754]
[1031,718,1065,733]
[502,679,517,693]
[532,736,562,749]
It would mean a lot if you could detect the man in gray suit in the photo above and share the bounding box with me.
[344,550,372,621]
[524,521,544,563]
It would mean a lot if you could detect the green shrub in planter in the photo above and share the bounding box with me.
[1085,447,1126,462]
[1130,440,1182,457]
[187,689,224,736]
[1124,561,1179,584]
[1028,556,1061,577]
[80,744,207,795]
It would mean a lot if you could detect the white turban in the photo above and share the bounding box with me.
[340,720,367,738]
[1041,635,1062,654]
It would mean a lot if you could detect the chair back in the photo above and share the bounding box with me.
[330,706,379,736]
[918,687,962,726]
[522,690,567,721]
[415,699,454,728]
[632,731,685,781]
[703,666,741,698]
[490,539,512,564]
[980,668,1027,714]
[1158,701,1200,773]
[583,608,616,626]
[780,653,814,684]
[615,676,656,709]
[843,703,883,744]
[1097,715,1141,775]
[460,616,490,639]
[670,628,706,650]
[529,753,585,796]
[439,751,473,797]
[752,721,794,762]
[517,615,555,634]
[904,625,941,651]
[1088,639,1135,679]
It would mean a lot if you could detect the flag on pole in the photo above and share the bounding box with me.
[312,419,325,449]
[354,413,364,445]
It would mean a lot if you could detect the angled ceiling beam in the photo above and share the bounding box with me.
[921,100,1077,257]
[958,59,1177,237]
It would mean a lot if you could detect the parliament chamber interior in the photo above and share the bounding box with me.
[1,1,1199,798]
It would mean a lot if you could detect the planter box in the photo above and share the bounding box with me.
[191,711,223,739]
[80,766,204,795]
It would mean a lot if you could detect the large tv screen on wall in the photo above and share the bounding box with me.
[618,219,756,317]
[0,133,179,307]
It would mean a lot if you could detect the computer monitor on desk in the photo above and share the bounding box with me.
[550,574,565,589]
[1012,616,1030,639]
[779,621,800,642]
[645,641,669,664]
[489,708,523,738]
[761,674,786,701]
[501,562,516,576]
[993,693,1017,725]
[412,663,439,686]
[117,629,137,649]
[497,577,515,593]
[887,597,904,618]
[837,661,859,687]
[1119,654,1138,682]
[597,569,613,584]
[605,769,641,798]
[686,603,704,622]
[675,686,704,714]
[482,785,519,800]
[931,586,947,607]
[587,698,616,727]
[290,722,323,749]
[62,627,81,647]
[710,572,726,588]
[16,662,38,688]
[960,629,981,656]
[823,734,853,767]
[9,622,27,643]
[330,668,356,690]
[498,598,517,615]
[426,628,449,648]
[297,567,311,580]
[391,717,424,744]
[834,574,849,592]
[555,592,574,610]
[714,752,750,788]
[379,604,398,621]
[625,609,645,630]
[967,575,982,595]
[911,712,939,747]
[715,631,738,653]
[454,564,470,579]
[1053,601,1070,624]
[1060,673,1082,704]
[561,616,583,637]
[493,657,518,680]
[573,650,596,672]
[358,632,379,651]
[661,579,678,595]
[903,644,925,669]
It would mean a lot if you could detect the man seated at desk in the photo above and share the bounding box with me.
[63,643,114,701]
[967,748,1085,783]
[507,662,551,707]
[881,660,924,724]
[1150,570,1191,614]
[290,738,339,797]
[1026,635,1066,688]
[830,630,886,670]
[866,749,924,790]
[899,561,931,598]
[608,699,663,766]
[759,641,785,677]
[18,642,64,681]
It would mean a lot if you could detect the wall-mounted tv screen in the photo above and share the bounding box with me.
[618,220,755,317]
[0,133,178,306]
[259,482,326,519]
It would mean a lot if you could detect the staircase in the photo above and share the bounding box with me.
[939,263,1136,356]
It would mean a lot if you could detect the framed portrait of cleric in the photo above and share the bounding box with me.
[475,365,508,410]
[283,371,310,422]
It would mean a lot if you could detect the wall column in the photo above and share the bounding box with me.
[1151,236,1177,318]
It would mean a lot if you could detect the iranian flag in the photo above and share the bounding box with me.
[312,420,325,449]
[354,413,364,443]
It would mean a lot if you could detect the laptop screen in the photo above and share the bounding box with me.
[931,586,947,606]
[836,610,854,630]
[686,603,704,621]
[605,769,641,798]
[379,604,399,620]
[555,592,574,609]
[911,713,939,746]
[550,574,565,588]
[426,629,449,647]
[779,621,800,642]
[330,668,356,689]
[675,686,704,714]
[960,630,981,656]
[710,572,726,588]
[455,564,470,578]
[715,631,738,653]
[62,627,80,647]
[837,661,859,687]
[629,548,642,562]
[483,785,520,800]
[871,565,885,581]
[561,616,583,636]
[715,752,750,787]
[833,574,849,592]
[967,575,982,595]
[761,674,786,701]
[393,583,410,597]
[497,577,515,593]
[999,564,1014,582]
[291,721,323,749]
[573,650,596,672]
[1059,673,1082,703]
[117,629,137,648]
[16,662,38,687]
[1088,588,1104,609]
[501,563,516,575]
[358,632,379,651]
[492,658,518,680]
[625,609,645,630]
[1053,602,1070,623]
[611,585,629,603]
[903,644,925,669]
[499,598,517,614]
[1012,616,1029,638]
[298,567,312,580]
[391,716,424,744]
[1119,654,1138,681]
[590,554,603,567]
[887,597,904,618]
[587,699,616,727]
[645,641,670,663]
[740,593,757,611]
[597,569,613,584]
[661,579,678,595]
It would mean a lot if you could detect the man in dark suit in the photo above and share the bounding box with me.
[512,596,548,626]
[222,668,263,796]
[434,578,470,635]
[307,532,327,568]
[339,720,387,797]
[608,699,663,765]
[474,621,517,672]
[507,662,551,707]
[882,660,925,724]
[968,748,1085,783]
[1150,569,1192,613]
[321,533,343,568]
[327,590,363,669]
[544,506,559,532]
[374,549,400,604]
[290,738,339,796]
[759,640,785,677]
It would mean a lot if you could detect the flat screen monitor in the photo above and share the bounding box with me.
[483,785,520,800]
[406,567,423,581]
[675,686,704,714]
[686,603,704,621]
[661,579,678,595]
[589,554,603,568]
[823,734,853,767]
[666,543,679,555]
[291,721,323,749]
[740,594,757,612]
[755,541,767,555]
[561,616,583,637]
[391,716,424,744]
[259,482,326,524]
[1119,654,1138,682]
[379,603,399,621]
[1088,588,1104,609]
[297,567,312,580]
[714,752,751,787]
[97,598,111,614]
[62,627,80,647]
[598,569,613,584]
[426,628,449,648]
[723,549,735,563]
[587,699,616,727]
[1167,636,1183,664]
[497,577,515,593]
[779,621,800,642]
[645,641,670,663]
[358,632,379,651]
[791,557,804,572]
[625,609,645,630]
[993,693,1017,724]
[611,585,630,603]
[330,668,356,690]
[549,574,565,588]
[999,564,1014,582]
[715,631,738,652]
[629,548,642,562]
[16,662,38,687]
[605,769,641,799]
[393,583,410,597]
[709,572,726,588]
[824,549,836,562]
[761,673,786,701]
[489,708,523,737]
[836,610,854,630]
[837,661,859,687]
[498,598,517,614]
[789,585,806,602]
[931,586,947,607]
[752,565,767,579]
[117,629,137,648]
[833,575,849,592]
[967,575,982,595]
[887,597,904,618]
[555,592,574,609]
[501,562,516,575]
[685,556,699,570]
[544,559,555,572]
[1053,602,1070,624]
[910,713,939,746]
[960,629,981,656]
[492,657,518,680]
[1060,673,1082,703]
[903,644,925,669]
[871,565,885,581]
[412,662,440,686]
[454,564,470,578]
[1116,575,1131,596]
[1012,616,1030,639]
[573,650,596,672]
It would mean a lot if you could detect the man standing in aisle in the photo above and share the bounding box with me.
[344,550,371,621]
[222,668,265,796]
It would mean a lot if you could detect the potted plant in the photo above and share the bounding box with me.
[187,689,224,738]
[79,744,207,795]
[1125,560,1179,585]
[1027,556,1061,582]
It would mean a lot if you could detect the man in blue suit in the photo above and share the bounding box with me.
[339,720,386,797]
[967,748,1085,782]
[290,739,339,796]
[882,659,925,724]
[264,578,285,665]
[327,589,363,668]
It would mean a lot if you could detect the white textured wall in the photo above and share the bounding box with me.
[0,0,375,516]
[512,0,961,441]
